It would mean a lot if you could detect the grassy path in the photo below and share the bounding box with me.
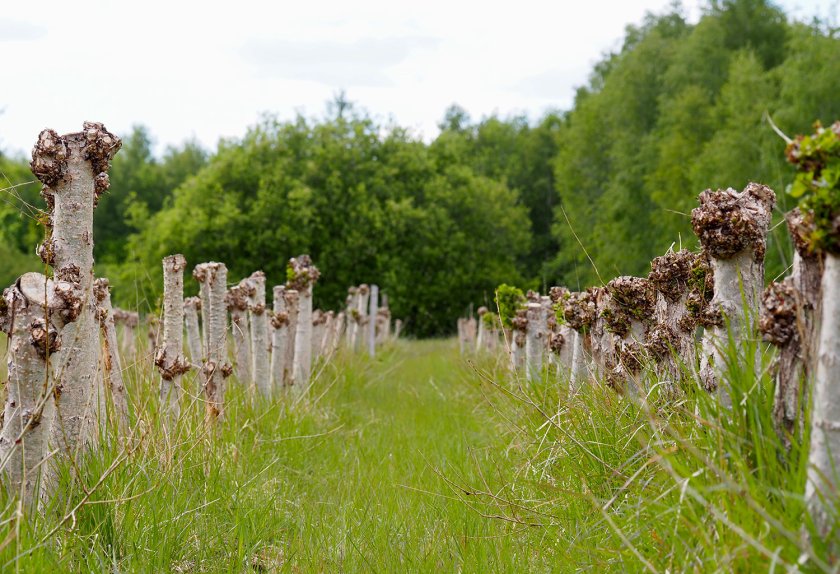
[279,339,538,572]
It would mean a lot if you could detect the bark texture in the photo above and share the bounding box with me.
[225,285,251,388]
[183,297,203,366]
[525,303,546,381]
[0,273,62,508]
[270,285,289,391]
[155,255,190,428]
[692,183,775,407]
[112,308,138,359]
[807,253,840,538]
[32,123,121,461]
[368,285,379,357]
[288,256,320,391]
[246,272,270,396]
[195,263,230,420]
[283,290,300,387]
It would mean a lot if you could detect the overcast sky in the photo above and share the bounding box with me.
[0,0,834,156]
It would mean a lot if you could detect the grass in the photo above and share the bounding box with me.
[0,331,837,572]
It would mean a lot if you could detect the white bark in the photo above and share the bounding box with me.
[225,285,251,388]
[698,250,764,408]
[196,263,230,420]
[0,273,61,508]
[93,279,129,437]
[321,311,335,358]
[476,307,487,352]
[293,284,313,390]
[356,285,370,353]
[184,297,203,366]
[245,272,270,397]
[311,310,325,361]
[283,290,299,387]
[368,285,379,357]
[31,124,120,460]
[807,253,840,537]
[691,183,775,407]
[569,331,586,390]
[193,266,212,357]
[525,303,545,381]
[270,285,289,392]
[333,312,346,355]
[345,288,359,350]
[394,319,403,340]
[156,255,190,428]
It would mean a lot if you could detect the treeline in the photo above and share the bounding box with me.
[1,0,839,336]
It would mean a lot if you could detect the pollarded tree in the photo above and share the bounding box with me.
[784,121,840,539]
[30,122,122,460]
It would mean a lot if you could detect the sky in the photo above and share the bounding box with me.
[0,0,835,156]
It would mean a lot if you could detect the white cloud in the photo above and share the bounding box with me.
[0,0,833,155]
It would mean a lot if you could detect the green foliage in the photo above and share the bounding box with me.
[493,283,525,329]
[114,109,529,336]
[786,121,840,253]
[550,0,840,287]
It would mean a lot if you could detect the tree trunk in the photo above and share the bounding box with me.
[93,279,129,437]
[293,285,313,390]
[0,273,62,509]
[155,255,190,429]
[368,285,379,357]
[807,253,840,538]
[184,297,203,366]
[283,290,300,387]
[31,123,121,461]
[764,210,824,447]
[195,263,230,420]
[691,183,775,408]
[345,287,359,350]
[245,272,270,396]
[648,250,697,387]
[193,266,212,357]
[394,319,403,340]
[270,285,289,392]
[225,285,251,388]
[525,303,546,381]
[356,285,370,353]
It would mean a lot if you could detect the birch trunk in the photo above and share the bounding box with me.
[563,290,597,388]
[510,309,527,374]
[356,285,370,353]
[293,284,313,390]
[525,303,546,381]
[155,255,190,428]
[765,210,823,446]
[196,263,230,420]
[270,285,289,392]
[394,319,403,340]
[368,285,379,358]
[283,290,299,387]
[476,307,487,352]
[225,285,251,388]
[93,279,129,436]
[333,312,346,355]
[31,123,121,461]
[193,266,212,357]
[245,272,270,396]
[807,253,840,538]
[311,310,325,362]
[184,297,203,366]
[457,319,465,355]
[691,183,775,408]
[321,311,335,358]
[345,287,359,350]
[648,250,697,385]
[0,273,62,508]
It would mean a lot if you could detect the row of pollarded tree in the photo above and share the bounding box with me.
[0,123,400,513]
[459,122,840,541]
